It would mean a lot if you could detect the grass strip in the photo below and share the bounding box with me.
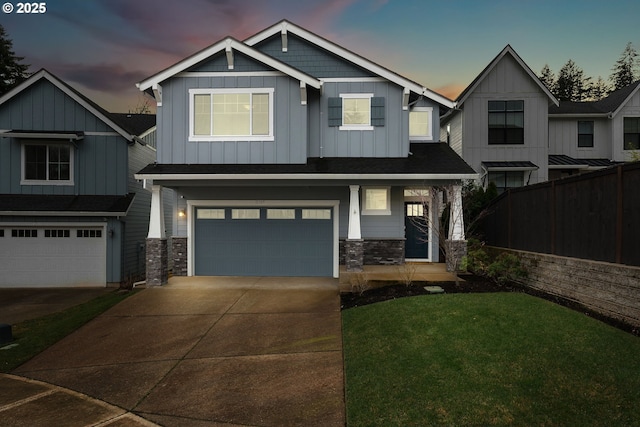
[0,290,135,372]
[343,292,640,426]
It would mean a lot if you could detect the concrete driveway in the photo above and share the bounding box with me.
[6,276,345,426]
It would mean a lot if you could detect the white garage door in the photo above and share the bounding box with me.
[0,225,106,287]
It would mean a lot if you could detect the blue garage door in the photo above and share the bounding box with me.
[194,207,333,277]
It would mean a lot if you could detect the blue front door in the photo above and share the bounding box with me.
[404,202,429,259]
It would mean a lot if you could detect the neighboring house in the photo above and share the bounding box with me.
[441,45,559,193]
[548,81,640,179]
[135,20,476,284]
[0,69,159,287]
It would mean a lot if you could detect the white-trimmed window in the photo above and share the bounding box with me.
[189,88,274,141]
[267,209,295,219]
[328,94,385,130]
[232,208,260,219]
[341,93,372,130]
[362,187,391,215]
[409,107,433,140]
[197,209,225,219]
[22,143,73,185]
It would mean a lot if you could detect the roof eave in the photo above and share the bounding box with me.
[135,173,478,181]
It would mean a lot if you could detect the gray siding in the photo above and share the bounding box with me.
[549,117,611,159]
[158,75,307,164]
[458,54,550,184]
[187,51,272,72]
[311,81,409,158]
[612,90,640,161]
[0,79,129,195]
[254,34,376,78]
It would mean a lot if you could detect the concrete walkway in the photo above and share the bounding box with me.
[4,277,345,426]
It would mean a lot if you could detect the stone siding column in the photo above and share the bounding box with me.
[445,239,467,273]
[172,237,188,276]
[146,238,168,286]
[345,239,364,272]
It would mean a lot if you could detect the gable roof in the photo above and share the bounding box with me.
[0,69,151,142]
[455,45,559,107]
[137,36,322,92]
[108,113,156,136]
[549,80,640,117]
[244,20,454,108]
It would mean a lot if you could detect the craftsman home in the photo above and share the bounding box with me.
[135,20,476,284]
[0,70,158,287]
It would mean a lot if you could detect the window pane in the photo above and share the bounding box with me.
[197,209,225,219]
[252,93,269,135]
[624,117,640,133]
[506,100,524,111]
[343,98,370,125]
[488,101,506,112]
[578,121,593,134]
[624,134,640,150]
[302,209,331,219]
[213,93,250,136]
[194,94,211,135]
[267,209,295,219]
[409,111,430,136]
[365,188,388,210]
[578,134,594,147]
[24,145,47,180]
[232,208,260,219]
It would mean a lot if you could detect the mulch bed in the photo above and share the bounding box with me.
[341,273,639,337]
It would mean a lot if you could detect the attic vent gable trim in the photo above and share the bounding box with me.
[225,40,234,70]
[281,23,288,52]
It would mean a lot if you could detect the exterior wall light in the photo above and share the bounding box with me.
[178,208,186,218]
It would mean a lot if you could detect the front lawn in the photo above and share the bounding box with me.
[343,293,640,426]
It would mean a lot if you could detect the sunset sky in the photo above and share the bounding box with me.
[3,0,639,112]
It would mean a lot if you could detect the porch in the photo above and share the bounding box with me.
[338,262,461,292]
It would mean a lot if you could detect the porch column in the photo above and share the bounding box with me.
[146,184,168,286]
[346,185,364,271]
[445,184,467,272]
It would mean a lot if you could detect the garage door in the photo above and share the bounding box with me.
[0,225,106,287]
[194,207,333,277]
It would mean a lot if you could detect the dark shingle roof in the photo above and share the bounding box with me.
[0,194,135,215]
[549,81,640,115]
[482,161,538,169]
[108,113,156,136]
[137,143,476,176]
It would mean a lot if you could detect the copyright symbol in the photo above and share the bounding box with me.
[2,2,13,13]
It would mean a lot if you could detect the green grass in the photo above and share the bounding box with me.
[0,290,135,372]
[343,293,640,426]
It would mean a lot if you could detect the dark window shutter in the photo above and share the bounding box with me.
[328,97,342,126]
[371,97,385,126]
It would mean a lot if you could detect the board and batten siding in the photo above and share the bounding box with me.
[548,118,611,159]
[158,75,307,164]
[0,78,129,195]
[312,81,409,158]
[461,54,550,184]
[612,90,640,162]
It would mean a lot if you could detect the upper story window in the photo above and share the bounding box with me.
[488,100,524,145]
[578,121,594,148]
[409,107,433,140]
[328,94,385,130]
[22,143,73,185]
[189,88,274,141]
[623,117,640,150]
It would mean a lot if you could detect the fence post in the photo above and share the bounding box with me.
[507,189,512,249]
[616,165,624,264]
[550,180,556,255]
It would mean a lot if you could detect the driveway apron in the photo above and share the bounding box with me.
[12,277,345,426]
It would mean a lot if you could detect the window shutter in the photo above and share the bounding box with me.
[328,97,342,126]
[371,97,385,126]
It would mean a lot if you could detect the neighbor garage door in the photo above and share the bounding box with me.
[194,207,333,277]
[0,225,106,287]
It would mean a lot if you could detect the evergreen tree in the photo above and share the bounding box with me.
[0,24,29,96]
[610,42,639,90]
[539,64,556,91]
[554,59,589,101]
[587,76,610,101]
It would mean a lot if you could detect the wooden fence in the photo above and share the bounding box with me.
[482,162,640,267]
